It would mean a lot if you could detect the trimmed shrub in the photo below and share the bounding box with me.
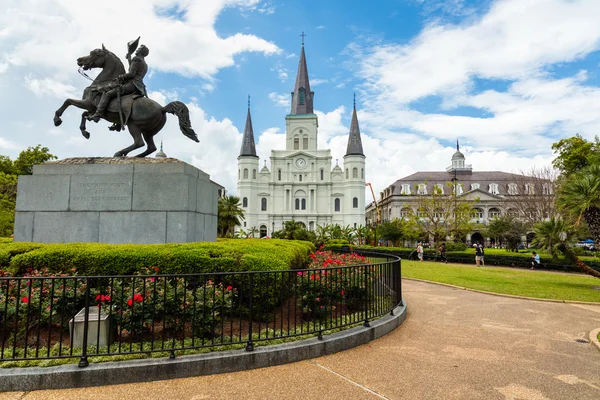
[0,239,315,322]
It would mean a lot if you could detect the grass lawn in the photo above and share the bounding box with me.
[401,260,600,303]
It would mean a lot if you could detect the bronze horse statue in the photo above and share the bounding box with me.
[53,45,199,157]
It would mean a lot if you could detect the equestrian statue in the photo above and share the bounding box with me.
[53,37,199,157]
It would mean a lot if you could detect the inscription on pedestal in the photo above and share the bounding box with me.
[70,175,132,211]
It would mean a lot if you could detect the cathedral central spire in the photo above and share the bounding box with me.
[290,37,314,115]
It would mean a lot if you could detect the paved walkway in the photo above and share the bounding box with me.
[2,280,600,400]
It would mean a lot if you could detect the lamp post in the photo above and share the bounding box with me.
[272,221,275,237]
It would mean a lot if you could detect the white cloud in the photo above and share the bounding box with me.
[311,78,329,86]
[316,26,325,30]
[286,53,297,59]
[268,92,290,108]
[24,75,78,98]
[0,0,280,79]
[350,0,600,162]
[271,61,288,82]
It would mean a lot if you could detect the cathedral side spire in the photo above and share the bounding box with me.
[345,94,364,156]
[239,96,258,157]
[290,36,314,115]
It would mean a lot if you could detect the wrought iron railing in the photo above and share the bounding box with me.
[0,250,401,367]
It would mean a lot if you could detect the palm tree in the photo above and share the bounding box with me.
[532,217,600,278]
[341,225,356,243]
[315,224,330,243]
[558,163,600,241]
[247,226,259,239]
[217,195,244,238]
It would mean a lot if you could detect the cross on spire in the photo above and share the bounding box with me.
[248,94,251,109]
[456,139,460,151]
[353,92,356,108]
[300,31,307,46]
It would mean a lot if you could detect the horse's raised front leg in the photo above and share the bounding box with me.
[54,98,92,127]
[79,112,91,139]
[113,123,145,157]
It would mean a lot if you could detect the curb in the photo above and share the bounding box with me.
[590,328,600,353]
[404,277,600,305]
[0,302,407,392]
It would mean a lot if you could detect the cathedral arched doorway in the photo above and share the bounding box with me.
[297,222,306,229]
[259,225,267,238]
[471,232,484,245]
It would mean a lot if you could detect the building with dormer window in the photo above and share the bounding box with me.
[366,142,552,245]
[237,42,366,237]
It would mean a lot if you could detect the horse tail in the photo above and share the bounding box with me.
[162,101,199,142]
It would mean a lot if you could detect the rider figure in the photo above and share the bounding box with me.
[88,44,149,123]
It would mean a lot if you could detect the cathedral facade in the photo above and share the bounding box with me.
[237,44,366,237]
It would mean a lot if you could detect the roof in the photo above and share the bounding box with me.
[345,102,364,156]
[239,107,258,157]
[389,171,534,196]
[290,45,314,115]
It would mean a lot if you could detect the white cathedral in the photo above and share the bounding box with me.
[237,43,366,237]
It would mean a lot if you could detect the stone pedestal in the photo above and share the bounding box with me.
[13,157,220,244]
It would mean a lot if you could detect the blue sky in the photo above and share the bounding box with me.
[1,0,600,195]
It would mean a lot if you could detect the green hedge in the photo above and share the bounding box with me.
[0,239,315,322]
[324,244,600,273]
[0,239,314,276]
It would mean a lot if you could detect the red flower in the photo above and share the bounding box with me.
[341,290,345,296]
[104,295,111,301]
[21,297,29,303]
[226,285,233,291]
[153,267,160,271]
[127,299,133,307]
[133,294,144,303]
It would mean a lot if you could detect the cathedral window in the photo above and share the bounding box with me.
[243,169,248,179]
[345,169,349,179]
[401,184,411,195]
[252,169,256,179]
[320,169,324,180]
[299,175,302,182]
[434,184,444,195]
[301,199,306,210]
[353,197,358,208]
[471,183,480,191]
[507,183,518,195]
[295,199,300,210]
[299,88,306,105]
[400,207,411,218]
[261,198,267,211]
[489,183,499,195]
[334,198,340,212]
[472,208,484,219]
[361,168,364,179]
[303,137,308,149]
[294,138,299,150]
[417,184,427,195]
[353,168,358,178]
[243,197,248,207]
[278,169,281,181]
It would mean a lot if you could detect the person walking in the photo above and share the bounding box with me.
[478,243,485,266]
[417,242,423,262]
[474,243,483,267]
[439,243,447,264]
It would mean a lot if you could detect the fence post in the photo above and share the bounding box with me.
[246,274,254,352]
[78,278,90,368]
[363,265,370,328]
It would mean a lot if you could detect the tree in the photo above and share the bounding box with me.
[406,183,476,246]
[272,220,316,242]
[506,166,559,228]
[0,172,18,236]
[12,145,57,176]
[484,214,527,251]
[376,219,405,247]
[217,195,244,237]
[557,163,600,242]
[247,226,259,239]
[532,217,600,279]
[551,134,600,177]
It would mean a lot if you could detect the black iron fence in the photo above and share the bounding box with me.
[0,250,401,367]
